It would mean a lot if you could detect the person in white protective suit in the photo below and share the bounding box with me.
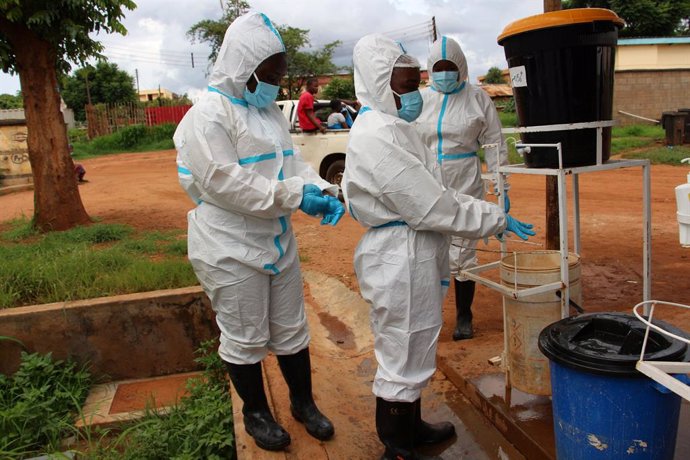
[173,12,344,452]
[416,36,535,341]
[342,34,533,460]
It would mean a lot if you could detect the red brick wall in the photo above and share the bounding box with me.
[614,69,690,125]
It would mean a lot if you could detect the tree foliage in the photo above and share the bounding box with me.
[0,0,135,75]
[61,62,137,121]
[278,25,340,99]
[322,77,355,100]
[563,0,690,36]
[483,66,506,84]
[187,0,250,67]
[186,3,341,99]
[0,91,22,109]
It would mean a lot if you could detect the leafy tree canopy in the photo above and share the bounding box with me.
[0,90,23,109]
[563,0,690,37]
[322,77,355,100]
[279,25,340,99]
[0,0,136,75]
[483,66,506,84]
[61,62,137,121]
[187,0,249,67]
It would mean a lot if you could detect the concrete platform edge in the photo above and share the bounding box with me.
[437,356,555,460]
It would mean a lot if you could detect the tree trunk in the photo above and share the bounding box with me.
[5,23,91,232]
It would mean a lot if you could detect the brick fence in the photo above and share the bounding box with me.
[614,69,690,125]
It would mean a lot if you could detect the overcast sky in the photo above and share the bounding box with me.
[0,0,545,100]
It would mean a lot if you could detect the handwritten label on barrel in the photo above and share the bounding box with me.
[509,66,527,88]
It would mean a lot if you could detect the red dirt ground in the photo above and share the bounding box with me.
[2,149,689,378]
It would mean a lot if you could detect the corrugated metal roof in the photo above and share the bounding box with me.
[480,84,513,98]
[618,37,690,46]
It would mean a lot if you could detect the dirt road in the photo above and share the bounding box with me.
[2,149,689,378]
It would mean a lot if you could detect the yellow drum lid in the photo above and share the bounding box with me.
[498,8,625,44]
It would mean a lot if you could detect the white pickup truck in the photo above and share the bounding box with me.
[276,100,352,189]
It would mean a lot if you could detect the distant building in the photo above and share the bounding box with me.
[614,37,690,124]
[138,88,178,102]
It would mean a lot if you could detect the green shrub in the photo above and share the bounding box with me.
[115,125,148,148]
[71,123,178,159]
[0,352,91,458]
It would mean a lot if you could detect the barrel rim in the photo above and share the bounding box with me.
[500,250,580,271]
[498,8,625,45]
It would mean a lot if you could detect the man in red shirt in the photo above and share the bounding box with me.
[297,77,326,134]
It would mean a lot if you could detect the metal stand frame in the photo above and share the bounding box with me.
[633,300,690,402]
[461,120,652,374]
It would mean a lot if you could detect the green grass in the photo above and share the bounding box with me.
[0,220,195,308]
[0,351,91,459]
[621,145,690,164]
[71,124,176,159]
[498,111,518,128]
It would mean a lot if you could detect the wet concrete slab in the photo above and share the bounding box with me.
[439,359,690,460]
[230,271,527,459]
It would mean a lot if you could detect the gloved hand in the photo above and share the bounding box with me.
[320,196,345,226]
[299,185,329,216]
[498,215,535,241]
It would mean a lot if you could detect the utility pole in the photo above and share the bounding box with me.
[431,16,437,42]
[544,0,562,250]
[191,53,195,69]
[135,68,140,94]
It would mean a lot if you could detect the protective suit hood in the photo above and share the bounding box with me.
[427,36,468,83]
[208,11,286,98]
[353,34,407,117]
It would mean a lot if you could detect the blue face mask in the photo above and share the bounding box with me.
[392,89,423,122]
[244,72,280,108]
[432,71,461,93]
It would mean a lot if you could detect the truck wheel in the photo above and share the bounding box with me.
[325,159,345,187]
[325,159,345,201]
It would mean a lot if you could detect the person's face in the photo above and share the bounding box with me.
[246,52,287,93]
[307,80,319,94]
[432,60,459,74]
[390,67,421,109]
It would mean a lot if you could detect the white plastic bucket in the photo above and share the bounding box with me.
[501,251,581,395]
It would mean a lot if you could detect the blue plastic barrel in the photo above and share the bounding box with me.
[539,313,688,460]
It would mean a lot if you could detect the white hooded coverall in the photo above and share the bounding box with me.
[342,34,507,402]
[174,12,337,365]
[416,36,509,279]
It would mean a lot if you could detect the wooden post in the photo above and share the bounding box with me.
[544,0,562,250]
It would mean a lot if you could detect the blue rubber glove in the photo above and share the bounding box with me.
[320,196,345,226]
[299,185,329,216]
[499,215,535,241]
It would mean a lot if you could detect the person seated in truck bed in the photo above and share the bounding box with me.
[326,100,353,129]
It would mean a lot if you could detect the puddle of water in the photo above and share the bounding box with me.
[317,310,356,349]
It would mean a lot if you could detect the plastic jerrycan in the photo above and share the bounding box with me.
[677,158,690,247]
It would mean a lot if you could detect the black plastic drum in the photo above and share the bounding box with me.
[498,9,624,168]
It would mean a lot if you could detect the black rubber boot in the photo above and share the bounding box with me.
[277,347,335,441]
[376,398,441,460]
[412,399,455,446]
[225,361,291,451]
[453,279,476,341]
